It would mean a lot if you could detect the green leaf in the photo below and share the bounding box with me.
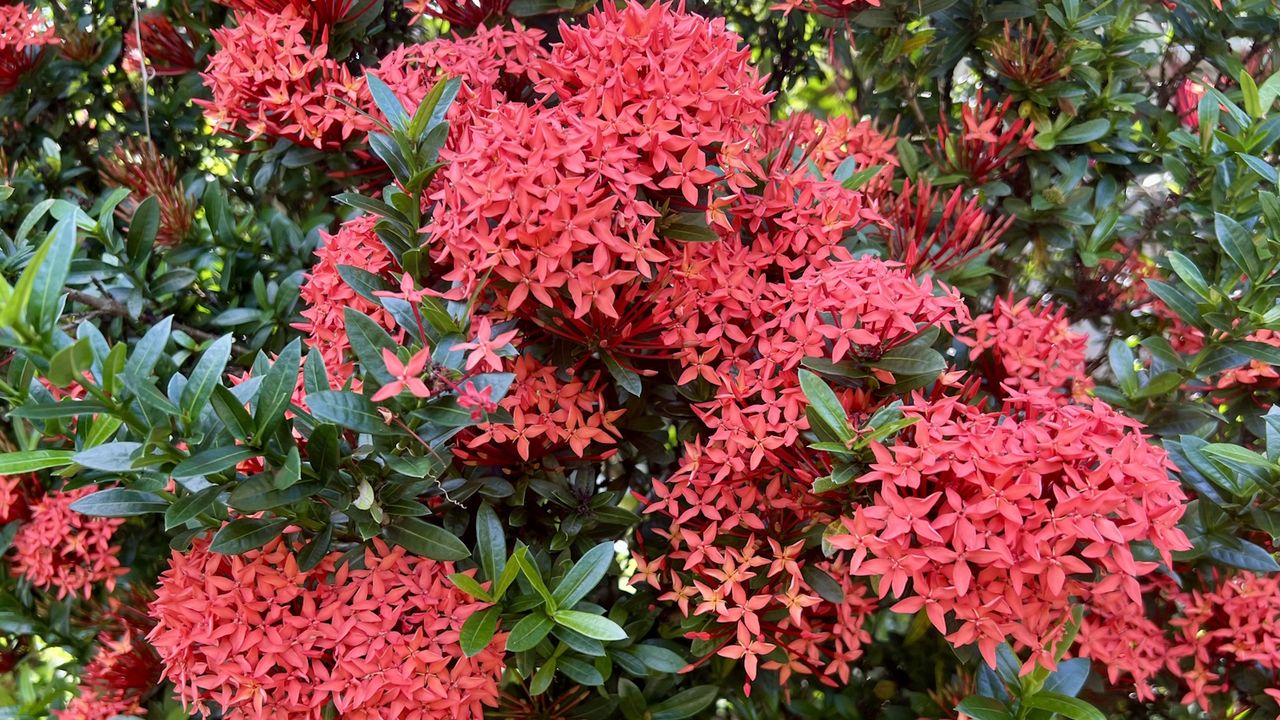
[255,339,302,438]
[337,264,392,305]
[180,335,233,423]
[558,656,604,686]
[800,565,845,603]
[307,391,396,435]
[515,549,556,611]
[274,445,301,490]
[297,522,332,571]
[228,476,318,514]
[165,486,223,530]
[365,73,410,132]
[529,657,556,696]
[210,385,254,443]
[1055,118,1110,145]
[506,613,555,652]
[870,346,946,379]
[343,308,398,385]
[1147,279,1203,326]
[382,517,470,560]
[1206,536,1280,572]
[1215,212,1261,278]
[459,606,499,657]
[798,369,853,444]
[1022,692,1106,720]
[73,441,142,472]
[1167,251,1211,300]
[1108,340,1138,396]
[955,696,1013,720]
[69,488,167,517]
[552,542,614,609]
[1042,657,1091,697]
[0,450,76,473]
[603,353,642,397]
[47,338,95,388]
[662,212,719,242]
[552,610,627,641]
[126,196,160,266]
[649,686,719,720]
[629,644,687,674]
[26,217,77,331]
[476,502,505,582]
[125,316,173,382]
[173,446,258,479]
[308,423,340,478]
[448,572,491,601]
[209,517,291,555]
[618,679,647,720]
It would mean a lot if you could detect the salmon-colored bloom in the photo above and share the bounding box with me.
[371,347,433,401]
[964,296,1092,402]
[148,535,504,719]
[835,393,1190,671]
[11,485,125,600]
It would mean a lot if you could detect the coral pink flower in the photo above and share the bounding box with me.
[371,347,434,401]
[148,535,504,720]
[835,393,1190,671]
[964,296,1092,401]
[11,485,125,600]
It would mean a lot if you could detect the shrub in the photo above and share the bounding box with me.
[2,0,1280,719]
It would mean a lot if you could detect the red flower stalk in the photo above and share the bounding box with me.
[929,91,1036,186]
[987,20,1072,94]
[406,0,513,28]
[876,178,1011,276]
[124,14,199,77]
[98,137,195,248]
[773,0,879,19]
[0,3,58,95]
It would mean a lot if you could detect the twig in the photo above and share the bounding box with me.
[65,289,252,356]
[130,0,152,141]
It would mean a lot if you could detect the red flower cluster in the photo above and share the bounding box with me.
[929,92,1035,186]
[56,611,160,720]
[0,473,31,524]
[1167,571,1280,709]
[1075,578,1172,701]
[964,297,1092,401]
[99,137,194,248]
[639,255,967,686]
[873,178,1011,276]
[0,3,57,94]
[11,485,124,600]
[148,536,504,719]
[202,8,366,148]
[833,394,1190,670]
[202,3,545,149]
[124,14,198,78]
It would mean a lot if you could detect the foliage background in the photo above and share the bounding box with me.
[3,0,1280,718]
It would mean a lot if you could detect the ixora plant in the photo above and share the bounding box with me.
[4,0,1280,718]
